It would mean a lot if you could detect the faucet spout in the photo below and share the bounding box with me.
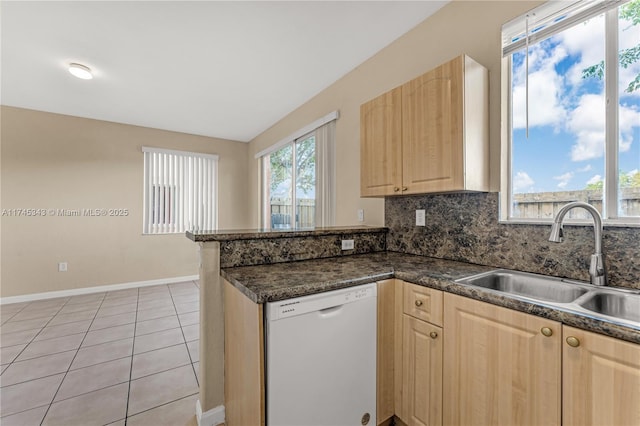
[548,201,607,286]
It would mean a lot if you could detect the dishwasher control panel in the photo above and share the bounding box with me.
[266,283,377,321]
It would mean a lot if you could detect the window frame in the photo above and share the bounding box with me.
[257,112,337,230]
[500,2,640,227]
[261,132,315,229]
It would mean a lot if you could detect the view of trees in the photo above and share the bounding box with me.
[585,170,640,189]
[581,0,640,190]
[582,0,640,93]
[269,136,316,198]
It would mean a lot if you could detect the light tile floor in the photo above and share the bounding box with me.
[0,281,200,426]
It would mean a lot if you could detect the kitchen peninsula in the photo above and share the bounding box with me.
[187,225,640,426]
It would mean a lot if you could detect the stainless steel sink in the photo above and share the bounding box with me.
[578,292,640,323]
[456,269,640,330]
[456,270,590,303]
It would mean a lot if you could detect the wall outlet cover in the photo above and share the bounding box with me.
[341,239,355,250]
[416,209,426,226]
[357,209,364,222]
[58,262,68,272]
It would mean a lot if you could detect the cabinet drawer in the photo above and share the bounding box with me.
[403,282,443,326]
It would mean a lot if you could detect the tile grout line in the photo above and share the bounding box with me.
[168,284,199,387]
[5,297,76,382]
[39,292,108,426]
[123,286,141,426]
[126,391,199,422]
[1,301,30,325]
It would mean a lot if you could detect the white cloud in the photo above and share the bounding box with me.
[567,93,606,161]
[553,172,574,189]
[512,43,568,129]
[559,14,606,88]
[577,164,592,172]
[586,174,602,186]
[513,171,535,192]
[566,93,639,161]
[619,103,640,152]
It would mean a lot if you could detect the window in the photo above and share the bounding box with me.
[143,147,217,234]
[502,0,640,224]
[258,112,337,229]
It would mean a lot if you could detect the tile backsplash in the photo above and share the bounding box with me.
[386,192,640,289]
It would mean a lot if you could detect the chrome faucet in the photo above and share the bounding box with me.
[549,201,607,286]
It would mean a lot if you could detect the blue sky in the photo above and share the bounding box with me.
[511,11,640,193]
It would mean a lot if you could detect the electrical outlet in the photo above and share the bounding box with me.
[357,209,364,222]
[58,262,68,272]
[416,209,426,226]
[341,239,355,250]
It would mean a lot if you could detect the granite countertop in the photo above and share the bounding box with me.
[186,226,387,242]
[222,251,640,345]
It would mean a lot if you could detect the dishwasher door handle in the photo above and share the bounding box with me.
[318,304,344,317]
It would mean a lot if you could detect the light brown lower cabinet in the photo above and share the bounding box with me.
[400,315,442,426]
[224,279,265,426]
[562,325,640,426]
[223,278,640,426]
[442,293,562,426]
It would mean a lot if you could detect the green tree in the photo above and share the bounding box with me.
[269,136,315,196]
[585,170,640,189]
[582,0,640,93]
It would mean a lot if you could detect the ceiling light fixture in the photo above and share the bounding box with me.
[68,63,93,80]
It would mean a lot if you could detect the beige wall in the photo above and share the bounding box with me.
[247,1,543,227]
[1,106,249,297]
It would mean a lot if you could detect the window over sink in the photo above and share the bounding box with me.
[501,0,640,225]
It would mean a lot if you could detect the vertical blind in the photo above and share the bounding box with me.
[314,120,336,227]
[143,147,218,234]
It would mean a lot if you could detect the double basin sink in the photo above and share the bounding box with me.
[456,269,640,328]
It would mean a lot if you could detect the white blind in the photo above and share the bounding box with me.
[502,0,628,57]
[315,120,336,227]
[143,147,218,234]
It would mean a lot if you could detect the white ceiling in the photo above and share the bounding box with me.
[1,1,447,142]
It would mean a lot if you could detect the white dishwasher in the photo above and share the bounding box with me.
[265,283,377,426]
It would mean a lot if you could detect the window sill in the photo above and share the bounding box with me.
[498,218,640,228]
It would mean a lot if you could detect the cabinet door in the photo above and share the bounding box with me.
[563,325,640,426]
[377,279,398,424]
[401,315,443,426]
[360,87,402,197]
[224,280,265,426]
[401,56,463,194]
[443,293,561,426]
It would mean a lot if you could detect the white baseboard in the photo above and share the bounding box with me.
[196,400,225,426]
[0,275,199,305]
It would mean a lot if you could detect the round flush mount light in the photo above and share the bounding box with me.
[68,63,93,80]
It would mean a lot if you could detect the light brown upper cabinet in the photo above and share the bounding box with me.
[360,55,489,197]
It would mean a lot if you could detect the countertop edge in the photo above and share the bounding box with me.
[187,226,388,242]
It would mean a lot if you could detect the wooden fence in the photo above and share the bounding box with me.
[270,198,315,228]
[513,188,640,219]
